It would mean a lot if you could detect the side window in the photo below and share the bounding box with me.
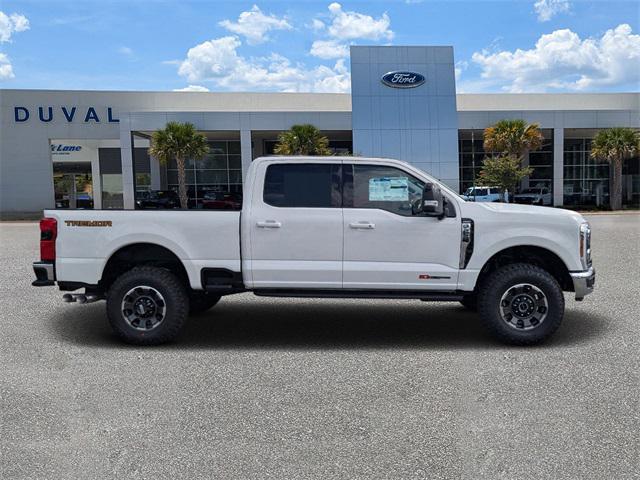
[350,164,425,216]
[263,163,341,208]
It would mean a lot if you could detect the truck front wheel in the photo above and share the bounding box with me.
[106,266,188,345]
[477,263,564,345]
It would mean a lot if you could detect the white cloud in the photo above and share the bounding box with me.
[0,11,29,43]
[0,53,14,80]
[471,24,640,92]
[312,58,351,93]
[118,46,134,56]
[173,85,210,92]
[326,3,393,41]
[310,39,349,59]
[219,5,291,45]
[178,36,243,81]
[309,3,393,59]
[310,18,325,32]
[177,35,350,93]
[534,0,570,22]
[454,60,468,81]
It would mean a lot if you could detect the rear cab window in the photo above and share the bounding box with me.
[263,163,341,208]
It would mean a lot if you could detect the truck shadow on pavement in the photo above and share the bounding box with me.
[50,296,607,350]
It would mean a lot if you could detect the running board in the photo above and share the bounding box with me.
[253,289,464,301]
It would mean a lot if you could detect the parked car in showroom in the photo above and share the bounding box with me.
[33,156,594,347]
[461,186,505,202]
[135,190,180,209]
[201,191,242,210]
[514,187,552,206]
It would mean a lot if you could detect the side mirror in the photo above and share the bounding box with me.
[422,182,444,217]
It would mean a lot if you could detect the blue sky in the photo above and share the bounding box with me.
[1,0,638,93]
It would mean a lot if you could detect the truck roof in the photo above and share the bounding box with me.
[252,155,414,167]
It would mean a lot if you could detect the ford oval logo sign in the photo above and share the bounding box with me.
[381,71,425,89]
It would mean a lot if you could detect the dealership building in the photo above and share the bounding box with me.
[1,46,638,217]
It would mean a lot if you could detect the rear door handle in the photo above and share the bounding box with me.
[349,222,375,230]
[257,220,282,228]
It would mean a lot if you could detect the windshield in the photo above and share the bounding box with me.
[520,188,540,194]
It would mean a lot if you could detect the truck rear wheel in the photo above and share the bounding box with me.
[477,263,564,345]
[106,266,188,345]
[189,291,221,315]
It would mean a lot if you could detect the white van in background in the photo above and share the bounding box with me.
[461,186,505,202]
[514,187,552,206]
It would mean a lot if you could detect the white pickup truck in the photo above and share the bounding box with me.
[33,156,595,346]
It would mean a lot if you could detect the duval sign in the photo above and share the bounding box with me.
[381,71,425,89]
[14,106,119,123]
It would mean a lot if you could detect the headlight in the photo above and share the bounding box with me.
[580,222,592,269]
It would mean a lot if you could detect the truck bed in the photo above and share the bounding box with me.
[45,209,241,289]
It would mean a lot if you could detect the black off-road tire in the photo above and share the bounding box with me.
[477,263,564,345]
[106,266,188,345]
[189,291,221,315]
[459,294,478,311]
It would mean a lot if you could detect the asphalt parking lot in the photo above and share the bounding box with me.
[1,214,639,479]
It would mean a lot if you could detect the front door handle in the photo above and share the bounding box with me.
[349,222,375,230]
[257,220,282,228]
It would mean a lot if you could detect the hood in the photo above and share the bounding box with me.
[463,201,585,224]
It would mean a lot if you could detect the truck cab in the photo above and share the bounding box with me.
[33,156,595,346]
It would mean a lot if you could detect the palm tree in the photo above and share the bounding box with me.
[148,122,209,209]
[590,127,640,210]
[480,119,544,202]
[483,119,544,158]
[274,124,331,156]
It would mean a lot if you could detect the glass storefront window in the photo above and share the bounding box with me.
[52,162,93,209]
[563,136,610,207]
[164,140,243,209]
[136,173,151,191]
[263,139,353,155]
[459,129,554,194]
[102,174,124,209]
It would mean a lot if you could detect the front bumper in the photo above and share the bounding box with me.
[570,266,595,300]
[32,261,55,287]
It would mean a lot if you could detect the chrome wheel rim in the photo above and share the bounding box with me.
[499,283,548,331]
[121,286,166,331]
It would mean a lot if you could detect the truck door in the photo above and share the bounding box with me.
[248,161,343,289]
[342,163,460,290]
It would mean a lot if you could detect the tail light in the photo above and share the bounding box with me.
[40,217,57,261]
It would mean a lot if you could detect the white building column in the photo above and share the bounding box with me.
[91,149,102,209]
[553,127,564,206]
[119,115,136,210]
[240,129,252,182]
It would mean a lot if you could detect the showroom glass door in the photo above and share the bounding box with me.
[52,162,94,209]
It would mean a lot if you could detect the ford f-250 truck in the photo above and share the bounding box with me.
[32,156,595,346]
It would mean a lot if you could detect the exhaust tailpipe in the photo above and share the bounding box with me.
[62,293,103,304]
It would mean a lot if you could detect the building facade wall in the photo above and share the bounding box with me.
[350,46,460,190]
[0,84,638,215]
